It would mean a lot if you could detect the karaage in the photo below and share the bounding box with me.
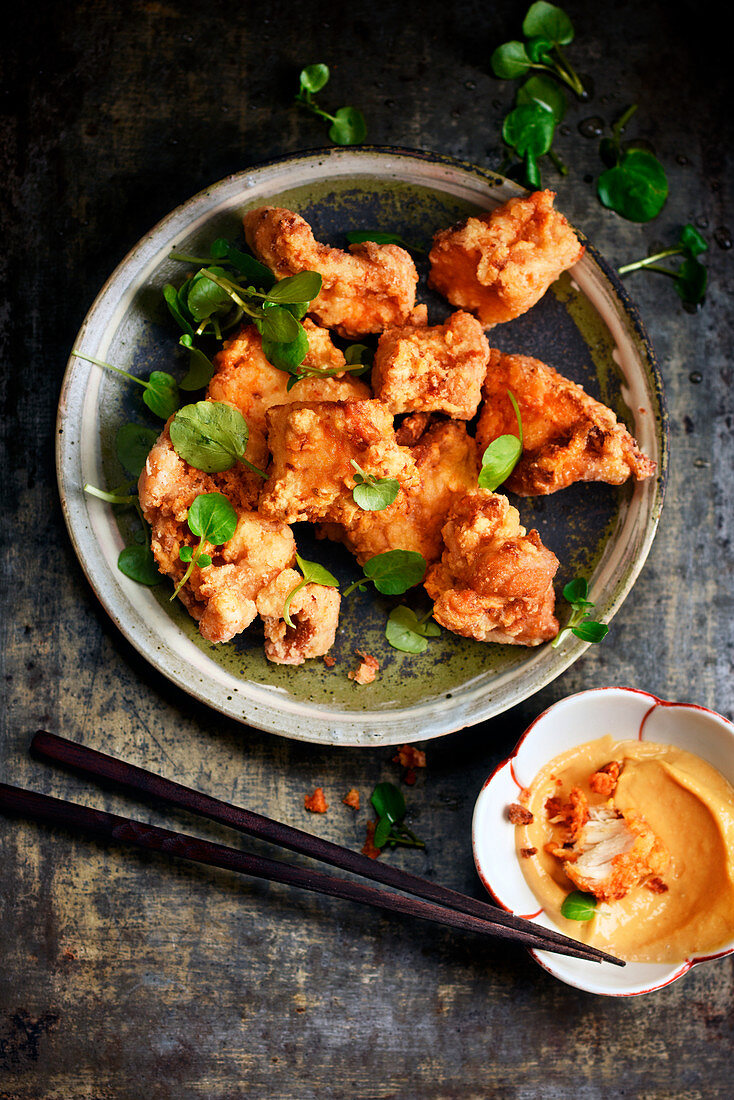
[255,568,340,665]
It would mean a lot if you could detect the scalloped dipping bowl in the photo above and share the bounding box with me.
[472,687,734,995]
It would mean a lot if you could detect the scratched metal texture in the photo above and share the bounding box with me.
[1,1,732,1097]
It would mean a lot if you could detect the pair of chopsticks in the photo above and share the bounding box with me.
[0,730,623,966]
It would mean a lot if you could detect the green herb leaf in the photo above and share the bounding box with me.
[478,391,523,491]
[674,256,707,306]
[258,304,302,343]
[491,40,533,80]
[266,271,322,305]
[560,891,597,921]
[170,401,250,473]
[117,544,160,586]
[350,460,401,512]
[329,106,367,145]
[373,817,392,849]
[516,73,567,123]
[163,283,194,336]
[597,149,668,223]
[187,492,238,544]
[572,620,609,643]
[282,552,339,628]
[523,2,574,46]
[503,102,555,157]
[344,343,373,368]
[115,423,158,478]
[179,546,194,562]
[385,605,440,654]
[562,577,588,604]
[525,35,554,63]
[262,324,310,374]
[363,550,427,595]
[178,334,215,391]
[300,63,330,95]
[371,782,406,825]
[186,267,235,322]
[143,372,180,420]
[224,246,277,288]
[679,223,708,257]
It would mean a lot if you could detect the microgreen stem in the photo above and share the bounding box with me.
[614,103,638,135]
[73,351,147,391]
[552,45,585,97]
[168,252,218,265]
[283,578,307,628]
[618,250,682,275]
[84,483,137,505]
[171,537,203,601]
[548,149,568,176]
[240,457,268,480]
[341,578,369,599]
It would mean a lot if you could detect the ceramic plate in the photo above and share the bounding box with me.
[56,147,667,746]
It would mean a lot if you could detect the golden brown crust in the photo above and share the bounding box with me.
[259,399,420,526]
[304,788,328,813]
[255,568,341,665]
[477,349,656,495]
[208,320,370,435]
[348,650,380,685]
[243,206,418,338]
[424,489,560,646]
[371,311,489,419]
[428,190,584,326]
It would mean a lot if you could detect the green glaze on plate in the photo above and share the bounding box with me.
[57,148,667,746]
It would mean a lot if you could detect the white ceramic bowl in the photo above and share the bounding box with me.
[472,687,734,996]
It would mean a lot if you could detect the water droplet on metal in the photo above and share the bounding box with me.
[689,370,703,383]
[559,124,571,137]
[676,154,690,165]
[465,80,477,90]
[578,116,604,139]
[695,216,709,229]
[693,458,710,468]
[714,226,732,249]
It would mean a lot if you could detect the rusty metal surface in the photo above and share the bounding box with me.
[1,1,732,1096]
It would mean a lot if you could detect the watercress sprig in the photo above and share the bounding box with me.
[370,782,425,851]
[296,64,367,146]
[597,105,668,223]
[83,482,160,586]
[491,3,586,99]
[560,890,597,921]
[169,401,267,478]
[171,492,238,601]
[73,351,179,420]
[282,553,340,628]
[385,606,441,655]
[342,550,427,598]
[478,391,523,491]
[551,577,609,648]
[618,223,708,307]
[350,460,400,512]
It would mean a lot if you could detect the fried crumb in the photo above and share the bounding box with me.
[342,788,360,810]
[544,787,589,840]
[361,820,381,859]
[304,787,328,813]
[348,650,380,685]
[508,802,534,825]
[323,654,336,668]
[520,847,537,858]
[589,761,622,797]
[645,876,669,894]
[393,745,427,771]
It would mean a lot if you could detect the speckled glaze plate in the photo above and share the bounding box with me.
[57,148,667,747]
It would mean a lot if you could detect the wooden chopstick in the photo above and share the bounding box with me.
[29,730,622,966]
[1,779,608,961]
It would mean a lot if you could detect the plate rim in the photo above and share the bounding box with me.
[56,145,669,747]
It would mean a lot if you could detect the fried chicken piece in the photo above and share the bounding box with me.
[424,489,560,646]
[259,399,420,526]
[553,806,670,902]
[243,206,419,338]
[477,349,656,495]
[255,568,340,665]
[318,419,478,567]
[589,761,622,797]
[207,320,371,435]
[371,311,490,419]
[428,190,584,327]
[348,650,380,684]
[138,421,295,643]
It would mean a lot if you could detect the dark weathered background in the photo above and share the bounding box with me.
[2,1,732,1097]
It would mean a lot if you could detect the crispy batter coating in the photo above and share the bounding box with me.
[259,399,420,526]
[207,320,370,435]
[371,311,489,419]
[477,349,656,495]
[554,806,670,902]
[424,489,560,645]
[428,190,584,327]
[319,419,478,567]
[243,206,419,338]
[255,568,340,665]
[138,421,295,643]
[589,761,622,797]
[348,650,380,684]
[342,788,360,810]
[304,788,328,813]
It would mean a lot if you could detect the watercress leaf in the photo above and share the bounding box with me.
[385,605,439,654]
[143,372,180,420]
[373,816,392,849]
[345,230,413,248]
[344,343,373,367]
[209,238,230,259]
[163,283,195,337]
[562,577,588,603]
[675,256,707,305]
[280,301,310,320]
[170,400,249,473]
[328,106,367,145]
[300,63,330,95]
[117,544,160,586]
[678,223,707,257]
[187,491,238,544]
[502,102,555,157]
[296,552,339,588]
[597,149,668,222]
[560,891,597,921]
[115,423,158,477]
[523,2,574,47]
[491,40,532,80]
[572,620,609,643]
[266,271,322,304]
[525,35,554,63]
[478,435,523,491]
[186,267,235,321]
[196,552,212,568]
[179,546,194,562]
[224,246,276,289]
[516,73,567,123]
[259,304,302,343]
[178,334,215,391]
[363,549,427,595]
[262,324,310,373]
[524,150,542,189]
[371,781,406,825]
[352,477,400,512]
